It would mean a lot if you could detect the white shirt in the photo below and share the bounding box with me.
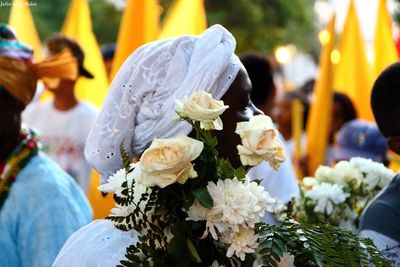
[23,101,98,193]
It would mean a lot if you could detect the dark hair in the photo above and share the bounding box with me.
[240,53,275,105]
[371,62,400,137]
[102,43,116,60]
[333,92,357,123]
[0,86,24,112]
[47,35,94,79]
[299,79,315,98]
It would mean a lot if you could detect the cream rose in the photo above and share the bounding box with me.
[235,115,285,169]
[138,136,204,188]
[175,91,229,130]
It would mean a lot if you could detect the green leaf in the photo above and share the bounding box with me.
[119,141,131,171]
[187,238,202,263]
[217,158,235,179]
[235,166,247,181]
[192,188,213,208]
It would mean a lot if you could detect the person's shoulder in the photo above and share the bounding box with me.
[77,101,99,115]
[22,101,52,120]
[14,153,81,196]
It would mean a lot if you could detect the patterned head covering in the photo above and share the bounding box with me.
[85,24,243,180]
[0,24,33,62]
[0,24,36,106]
[0,24,80,107]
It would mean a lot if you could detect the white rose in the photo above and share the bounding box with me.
[139,136,204,188]
[235,115,285,169]
[175,91,229,130]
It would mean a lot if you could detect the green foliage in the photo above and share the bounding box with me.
[120,141,132,172]
[192,188,213,209]
[205,0,318,55]
[255,216,392,267]
[0,0,317,56]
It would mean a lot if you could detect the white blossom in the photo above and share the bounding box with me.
[210,260,225,267]
[350,157,393,189]
[277,253,295,267]
[305,183,349,215]
[98,163,137,195]
[207,178,275,227]
[220,226,258,261]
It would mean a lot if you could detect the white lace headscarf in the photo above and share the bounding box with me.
[85,24,242,181]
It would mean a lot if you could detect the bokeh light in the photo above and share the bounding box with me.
[330,49,341,64]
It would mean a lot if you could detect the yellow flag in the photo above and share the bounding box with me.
[374,0,398,78]
[61,0,108,108]
[9,0,42,61]
[87,170,115,219]
[306,15,336,175]
[159,0,206,39]
[334,0,373,121]
[110,0,159,80]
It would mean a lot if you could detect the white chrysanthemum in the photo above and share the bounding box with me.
[302,177,318,187]
[210,260,225,267]
[187,177,276,240]
[305,183,349,215]
[186,200,211,221]
[315,166,335,183]
[334,161,363,188]
[110,203,135,217]
[246,180,276,223]
[207,178,260,226]
[186,200,226,240]
[350,157,394,189]
[277,253,295,267]
[220,226,258,261]
[253,252,295,267]
[274,200,288,222]
[98,163,137,195]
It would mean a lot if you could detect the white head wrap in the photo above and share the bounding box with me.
[85,24,242,180]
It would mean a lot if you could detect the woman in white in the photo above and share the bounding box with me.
[53,25,286,266]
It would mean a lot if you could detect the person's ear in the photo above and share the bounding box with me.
[387,136,400,154]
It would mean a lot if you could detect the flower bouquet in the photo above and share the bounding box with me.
[295,158,394,231]
[100,91,390,266]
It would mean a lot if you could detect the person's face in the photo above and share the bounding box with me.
[45,50,76,94]
[215,67,262,168]
[272,97,292,140]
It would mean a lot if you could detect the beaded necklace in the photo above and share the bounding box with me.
[0,127,40,209]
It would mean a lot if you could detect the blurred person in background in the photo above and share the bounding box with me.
[325,92,358,164]
[101,43,115,82]
[333,119,388,164]
[241,53,300,224]
[0,24,91,267]
[23,36,99,194]
[272,90,309,158]
[297,92,357,176]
